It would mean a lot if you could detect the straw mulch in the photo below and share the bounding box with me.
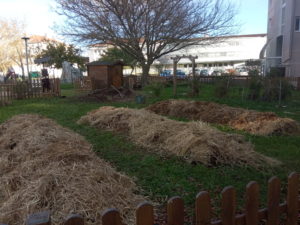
[0,114,145,225]
[146,100,300,136]
[78,106,280,168]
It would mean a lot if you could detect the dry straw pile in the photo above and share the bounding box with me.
[0,114,145,225]
[78,106,279,168]
[147,100,300,136]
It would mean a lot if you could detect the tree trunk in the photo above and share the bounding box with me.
[130,66,134,76]
[192,59,196,96]
[173,61,177,97]
[141,64,150,87]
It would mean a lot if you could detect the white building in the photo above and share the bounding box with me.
[87,34,267,75]
[264,0,300,77]
[12,35,62,78]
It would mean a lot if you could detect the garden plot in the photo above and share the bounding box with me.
[78,106,279,168]
[147,100,300,136]
[0,114,144,225]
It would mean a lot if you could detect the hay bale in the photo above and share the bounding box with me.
[146,100,300,136]
[78,106,280,168]
[0,114,145,225]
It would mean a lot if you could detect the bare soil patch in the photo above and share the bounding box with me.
[0,114,145,225]
[146,100,300,136]
[76,87,134,102]
[78,106,279,168]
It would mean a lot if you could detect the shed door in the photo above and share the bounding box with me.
[111,66,123,88]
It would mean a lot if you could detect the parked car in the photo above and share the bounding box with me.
[200,69,209,76]
[176,70,186,78]
[160,70,186,78]
[211,70,224,76]
[188,69,201,76]
[237,67,249,76]
[160,70,172,77]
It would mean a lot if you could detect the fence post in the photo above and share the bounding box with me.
[167,196,184,225]
[267,177,281,225]
[221,186,236,225]
[286,172,299,225]
[245,181,259,225]
[195,191,211,225]
[136,202,154,225]
[102,209,122,225]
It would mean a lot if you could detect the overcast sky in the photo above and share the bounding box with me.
[0,0,268,42]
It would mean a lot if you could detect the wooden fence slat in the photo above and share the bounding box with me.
[245,181,259,225]
[136,202,154,225]
[221,186,236,225]
[64,214,84,225]
[102,209,122,225]
[26,211,51,225]
[195,191,211,225]
[267,177,281,225]
[0,78,60,102]
[167,196,184,225]
[286,172,299,225]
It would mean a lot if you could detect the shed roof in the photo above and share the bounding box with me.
[87,60,124,66]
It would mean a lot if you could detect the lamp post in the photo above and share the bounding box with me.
[22,36,31,82]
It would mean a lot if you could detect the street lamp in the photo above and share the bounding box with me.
[22,36,31,82]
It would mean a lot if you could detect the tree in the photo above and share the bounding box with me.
[100,47,138,75]
[0,19,26,76]
[35,42,86,69]
[56,0,237,86]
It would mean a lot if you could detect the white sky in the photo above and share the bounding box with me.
[0,0,268,43]
[0,0,63,40]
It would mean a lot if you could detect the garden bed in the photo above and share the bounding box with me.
[78,106,279,168]
[76,87,134,102]
[146,99,300,136]
[0,114,144,225]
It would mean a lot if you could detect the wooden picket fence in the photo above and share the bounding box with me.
[7,172,299,225]
[0,79,60,103]
[74,77,93,92]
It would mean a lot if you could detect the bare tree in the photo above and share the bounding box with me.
[0,19,26,76]
[56,0,237,85]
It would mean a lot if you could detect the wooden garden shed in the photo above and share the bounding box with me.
[87,61,124,89]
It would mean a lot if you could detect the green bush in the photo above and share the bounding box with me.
[247,75,262,100]
[146,82,164,97]
[261,77,293,102]
[214,77,230,98]
[188,78,201,97]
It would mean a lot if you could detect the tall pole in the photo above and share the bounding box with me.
[22,36,31,82]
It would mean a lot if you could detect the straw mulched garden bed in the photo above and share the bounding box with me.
[78,106,280,168]
[146,100,300,136]
[0,114,145,225]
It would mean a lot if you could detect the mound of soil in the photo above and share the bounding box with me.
[0,114,145,225]
[146,100,300,136]
[78,106,279,168]
[77,87,134,102]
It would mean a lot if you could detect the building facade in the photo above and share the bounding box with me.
[155,34,266,74]
[11,35,63,78]
[88,34,266,75]
[266,0,300,77]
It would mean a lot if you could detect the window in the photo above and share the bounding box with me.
[296,17,300,32]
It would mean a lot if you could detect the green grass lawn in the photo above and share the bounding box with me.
[0,83,299,216]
